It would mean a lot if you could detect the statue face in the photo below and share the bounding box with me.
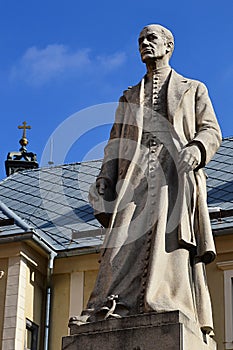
[138,26,169,63]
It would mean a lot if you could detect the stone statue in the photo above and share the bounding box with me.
[75,24,222,334]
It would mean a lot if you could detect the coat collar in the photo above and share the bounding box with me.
[123,80,142,105]
[123,69,192,120]
[167,69,192,121]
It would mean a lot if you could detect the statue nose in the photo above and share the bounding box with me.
[142,38,149,46]
[141,38,151,49]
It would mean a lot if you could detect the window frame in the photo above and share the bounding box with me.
[25,318,39,350]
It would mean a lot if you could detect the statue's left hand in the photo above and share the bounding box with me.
[178,144,201,173]
[96,178,107,196]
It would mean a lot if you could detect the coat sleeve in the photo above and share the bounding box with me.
[88,96,126,227]
[190,82,222,167]
[96,95,126,189]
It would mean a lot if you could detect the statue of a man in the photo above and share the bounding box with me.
[77,24,222,333]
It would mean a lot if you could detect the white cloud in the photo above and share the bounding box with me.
[10,44,126,87]
[96,52,127,71]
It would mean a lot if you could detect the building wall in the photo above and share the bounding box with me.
[207,253,225,349]
[50,253,99,350]
[24,260,46,350]
[50,240,233,350]
[0,242,47,350]
[0,257,8,344]
[84,270,99,308]
[0,243,100,350]
[207,234,233,350]
[50,273,70,350]
[0,235,231,350]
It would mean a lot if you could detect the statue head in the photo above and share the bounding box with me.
[138,24,174,64]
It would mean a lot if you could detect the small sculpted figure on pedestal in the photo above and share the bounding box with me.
[72,24,222,334]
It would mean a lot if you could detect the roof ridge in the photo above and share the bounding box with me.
[222,136,233,141]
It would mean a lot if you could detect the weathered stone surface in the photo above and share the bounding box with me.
[62,311,216,350]
[81,24,222,331]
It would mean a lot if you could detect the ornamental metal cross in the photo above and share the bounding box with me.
[18,121,31,138]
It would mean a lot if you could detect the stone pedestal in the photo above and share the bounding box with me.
[62,311,216,350]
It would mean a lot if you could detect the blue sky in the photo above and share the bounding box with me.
[0,1,232,179]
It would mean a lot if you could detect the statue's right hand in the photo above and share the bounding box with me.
[96,178,107,196]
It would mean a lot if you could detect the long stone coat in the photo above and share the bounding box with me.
[86,69,222,331]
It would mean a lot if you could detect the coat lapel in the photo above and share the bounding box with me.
[123,79,145,128]
[123,80,142,106]
[167,70,192,122]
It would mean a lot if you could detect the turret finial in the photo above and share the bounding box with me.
[18,121,31,149]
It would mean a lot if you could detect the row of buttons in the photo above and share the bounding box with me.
[139,145,158,310]
[139,228,153,311]
[138,70,169,313]
[152,73,160,111]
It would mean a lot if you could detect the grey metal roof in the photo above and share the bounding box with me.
[206,136,233,232]
[0,160,103,252]
[0,210,26,236]
[0,137,232,252]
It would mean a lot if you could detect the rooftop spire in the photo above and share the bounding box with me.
[18,121,31,149]
[5,121,38,177]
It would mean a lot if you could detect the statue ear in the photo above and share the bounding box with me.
[166,41,173,54]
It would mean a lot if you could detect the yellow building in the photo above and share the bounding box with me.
[0,138,232,350]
